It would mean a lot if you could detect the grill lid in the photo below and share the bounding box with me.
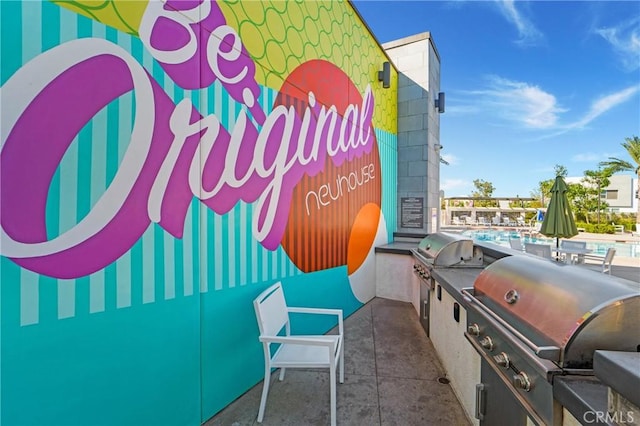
[414,232,483,267]
[473,255,640,367]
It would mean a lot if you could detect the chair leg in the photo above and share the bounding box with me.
[279,367,286,381]
[257,367,271,423]
[339,346,344,384]
[330,365,337,426]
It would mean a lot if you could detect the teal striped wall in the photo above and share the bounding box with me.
[0,3,302,425]
[1,1,397,425]
[3,2,304,329]
[376,128,398,240]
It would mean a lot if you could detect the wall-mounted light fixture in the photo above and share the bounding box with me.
[434,92,445,113]
[378,61,390,89]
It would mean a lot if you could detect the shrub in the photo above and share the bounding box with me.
[607,213,637,233]
[575,222,615,234]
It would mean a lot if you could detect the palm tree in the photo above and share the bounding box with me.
[599,136,640,228]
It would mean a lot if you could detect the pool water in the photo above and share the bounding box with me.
[461,229,640,258]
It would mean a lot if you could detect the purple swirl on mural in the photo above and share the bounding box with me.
[0,41,179,278]
[139,0,266,124]
[0,36,374,279]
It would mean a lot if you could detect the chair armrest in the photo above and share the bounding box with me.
[582,254,604,261]
[259,335,337,347]
[288,307,343,317]
[287,307,344,335]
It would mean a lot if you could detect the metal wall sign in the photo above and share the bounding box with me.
[401,197,424,228]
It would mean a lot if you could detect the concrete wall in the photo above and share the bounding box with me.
[384,33,442,234]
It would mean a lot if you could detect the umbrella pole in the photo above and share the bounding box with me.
[556,237,560,262]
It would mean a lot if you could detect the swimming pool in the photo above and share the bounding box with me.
[460,229,640,258]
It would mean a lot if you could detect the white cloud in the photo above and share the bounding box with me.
[474,76,566,128]
[444,104,480,115]
[450,79,637,136]
[467,80,640,139]
[566,85,640,129]
[494,0,543,46]
[441,178,469,193]
[595,17,640,71]
[571,152,600,162]
[440,153,459,165]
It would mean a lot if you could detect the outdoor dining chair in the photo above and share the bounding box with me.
[581,248,616,275]
[524,243,552,260]
[509,239,524,251]
[253,282,344,426]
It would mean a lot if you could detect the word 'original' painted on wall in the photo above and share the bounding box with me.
[1,0,376,280]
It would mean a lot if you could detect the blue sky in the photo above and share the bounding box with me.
[353,0,640,197]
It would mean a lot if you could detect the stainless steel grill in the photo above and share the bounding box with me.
[412,232,484,269]
[411,232,486,338]
[462,255,640,425]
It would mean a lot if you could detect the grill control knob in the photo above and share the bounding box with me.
[493,352,510,368]
[513,372,532,392]
[467,323,481,336]
[479,336,494,351]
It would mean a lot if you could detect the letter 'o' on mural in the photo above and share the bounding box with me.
[278,60,382,275]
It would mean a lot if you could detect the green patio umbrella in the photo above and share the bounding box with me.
[540,175,578,255]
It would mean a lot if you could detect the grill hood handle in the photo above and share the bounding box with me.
[462,288,561,362]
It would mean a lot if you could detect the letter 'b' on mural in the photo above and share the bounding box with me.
[278,60,382,273]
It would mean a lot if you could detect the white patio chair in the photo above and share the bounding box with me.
[524,243,552,260]
[465,216,477,226]
[601,248,617,274]
[253,282,344,425]
[581,248,616,275]
[509,239,523,251]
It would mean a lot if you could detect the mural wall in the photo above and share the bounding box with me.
[0,1,398,424]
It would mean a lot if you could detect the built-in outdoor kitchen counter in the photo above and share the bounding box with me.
[374,233,640,426]
[374,233,426,306]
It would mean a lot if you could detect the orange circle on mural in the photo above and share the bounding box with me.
[346,203,381,275]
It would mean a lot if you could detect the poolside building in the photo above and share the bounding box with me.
[442,196,539,227]
[566,174,639,215]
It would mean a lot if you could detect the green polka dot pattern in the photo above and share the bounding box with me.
[219,0,397,134]
[53,0,146,36]
[52,0,397,134]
